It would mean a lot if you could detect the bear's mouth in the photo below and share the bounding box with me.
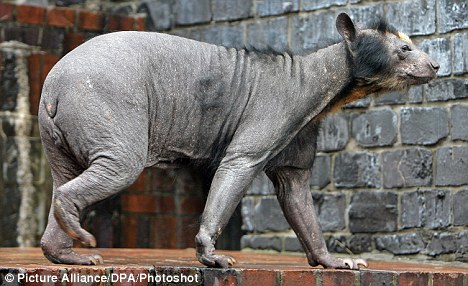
[405,73,435,84]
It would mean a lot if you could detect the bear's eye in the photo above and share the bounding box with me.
[401,45,412,52]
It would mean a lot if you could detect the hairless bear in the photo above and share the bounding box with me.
[39,13,439,269]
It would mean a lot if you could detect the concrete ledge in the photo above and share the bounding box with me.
[0,248,467,285]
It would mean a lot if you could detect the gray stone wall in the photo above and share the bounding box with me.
[125,0,467,262]
[0,42,51,247]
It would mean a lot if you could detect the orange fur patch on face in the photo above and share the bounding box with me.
[397,31,412,44]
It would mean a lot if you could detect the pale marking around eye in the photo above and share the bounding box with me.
[397,31,413,44]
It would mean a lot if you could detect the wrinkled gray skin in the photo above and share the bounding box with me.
[39,14,439,269]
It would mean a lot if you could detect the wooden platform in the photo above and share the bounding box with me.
[0,248,467,285]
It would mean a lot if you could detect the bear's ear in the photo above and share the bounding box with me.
[336,13,356,44]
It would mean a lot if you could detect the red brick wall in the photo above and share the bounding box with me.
[119,168,206,249]
[82,168,206,249]
[0,2,207,249]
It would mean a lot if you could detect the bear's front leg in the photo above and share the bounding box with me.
[267,167,367,270]
[195,154,263,268]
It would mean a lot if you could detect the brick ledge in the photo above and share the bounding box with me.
[0,248,467,285]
